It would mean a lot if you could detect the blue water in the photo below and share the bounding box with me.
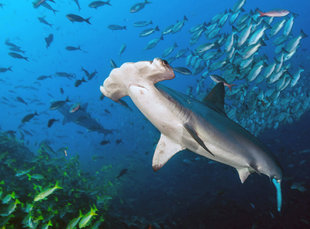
[0,0,310,228]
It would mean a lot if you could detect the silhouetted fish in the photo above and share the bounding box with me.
[66,14,91,24]
[116,169,128,179]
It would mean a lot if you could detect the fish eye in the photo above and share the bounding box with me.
[160,59,169,67]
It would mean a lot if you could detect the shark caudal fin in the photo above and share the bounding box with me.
[152,134,185,171]
[100,58,175,101]
[272,178,282,212]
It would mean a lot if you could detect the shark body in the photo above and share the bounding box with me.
[57,103,113,135]
[100,58,283,211]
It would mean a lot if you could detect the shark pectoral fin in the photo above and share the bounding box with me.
[152,134,184,171]
[183,123,214,156]
[236,167,251,183]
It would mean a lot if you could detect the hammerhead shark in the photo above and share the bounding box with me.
[57,103,113,135]
[100,58,283,211]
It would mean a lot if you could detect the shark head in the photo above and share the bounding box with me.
[100,58,175,101]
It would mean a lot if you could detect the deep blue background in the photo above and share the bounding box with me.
[0,0,310,227]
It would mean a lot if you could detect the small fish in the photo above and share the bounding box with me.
[9,46,25,53]
[117,99,133,111]
[119,43,126,55]
[116,168,128,179]
[256,9,290,17]
[89,0,111,9]
[110,59,117,68]
[66,14,91,24]
[66,46,81,51]
[16,96,28,105]
[139,26,159,37]
[42,220,52,229]
[74,78,86,87]
[33,0,47,8]
[73,0,81,11]
[130,0,151,13]
[8,52,29,61]
[66,211,83,229]
[47,119,59,127]
[56,72,74,78]
[22,112,38,123]
[81,67,90,77]
[45,34,53,48]
[69,103,80,113]
[60,88,64,94]
[108,24,126,30]
[173,67,192,75]
[75,78,86,87]
[41,1,57,14]
[50,98,69,110]
[162,43,178,58]
[291,182,307,192]
[115,139,122,144]
[5,40,20,49]
[37,75,52,80]
[100,140,110,145]
[27,174,44,181]
[34,181,62,202]
[133,20,152,27]
[88,70,98,80]
[38,16,53,27]
[79,207,97,228]
[0,199,21,216]
[2,192,15,204]
[209,75,236,91]
[0,67,12,73]
[144,35,163,50]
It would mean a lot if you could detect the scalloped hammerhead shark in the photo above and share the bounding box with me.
[100,58,283,212]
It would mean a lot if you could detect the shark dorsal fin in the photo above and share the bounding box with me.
[152,134,185,171]
[203,83,226,115]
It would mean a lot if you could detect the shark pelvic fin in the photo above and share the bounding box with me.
[184,123,214,156]
[203,83,226,116]
[237,167,251,183]
[152,134,184,171]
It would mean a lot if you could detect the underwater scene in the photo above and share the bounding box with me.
[0,0,310,228]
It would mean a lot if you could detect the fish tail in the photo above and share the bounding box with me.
[85,17,91,25]
[107,0,112,5]
[256,9,265,17]
[301,29,308,38]
[55,181,63,189]
[227,84,236,91]
[8,66,13,71]
[145,0,151,4]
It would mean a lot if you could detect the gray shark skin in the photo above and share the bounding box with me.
[57,103,113,135]
[100,58,283,211]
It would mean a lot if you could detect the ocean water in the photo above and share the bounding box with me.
[0,0,310,228]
